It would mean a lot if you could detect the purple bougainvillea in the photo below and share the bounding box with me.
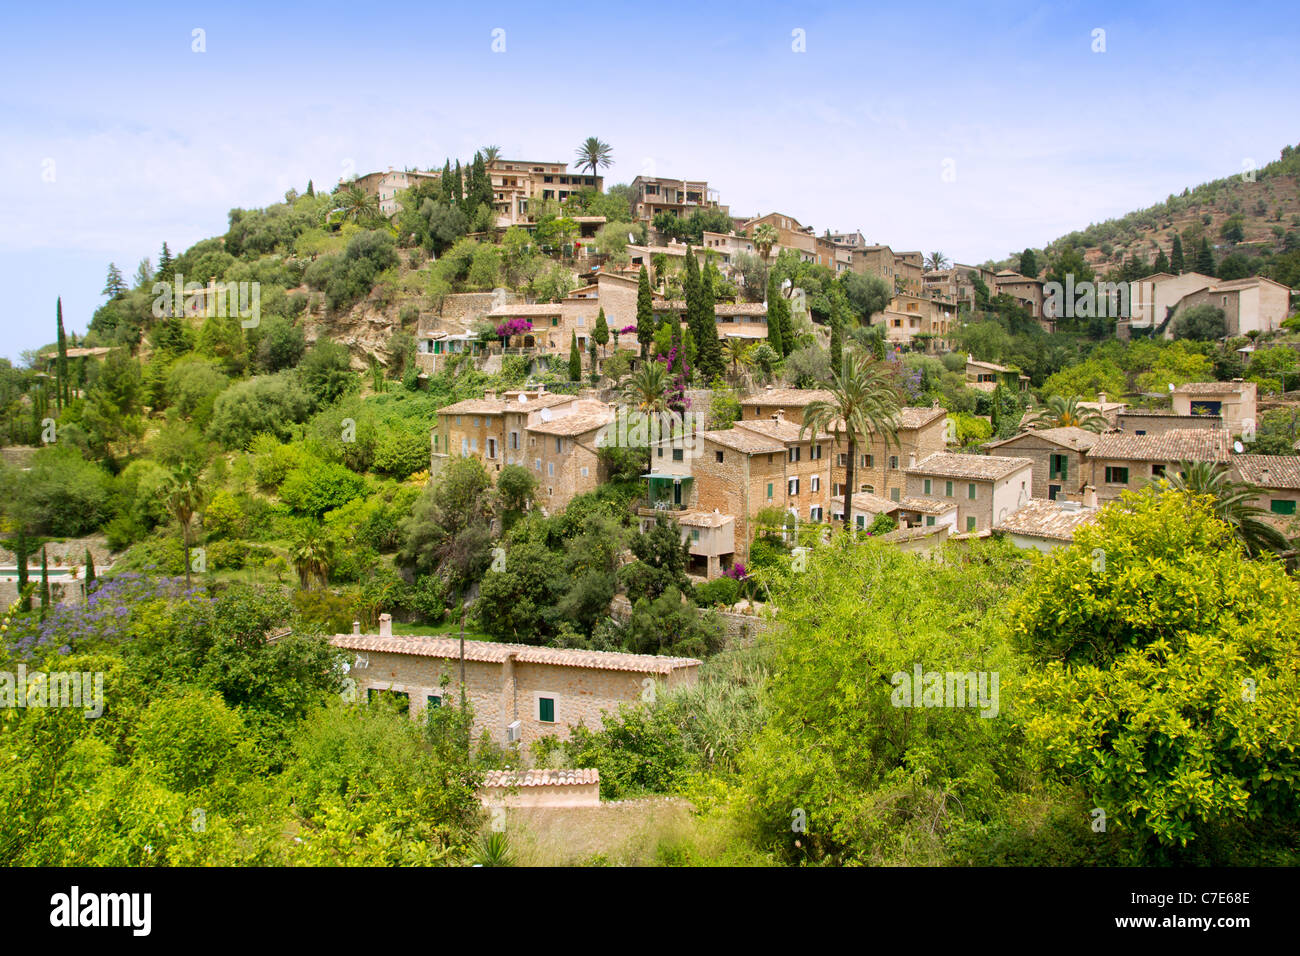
[495,318,533,339]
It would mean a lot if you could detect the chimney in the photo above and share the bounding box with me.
[1097,392,1107,404]
[379,613,392,637]
[1083,485,1097,509]
[352,620,361,636]
[908,452,917,468]
[775,409,785,422]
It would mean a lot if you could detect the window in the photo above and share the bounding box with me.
[1049,454,1068,480]
[945,480,953,497]
[487,438,497,459]
[811,444,822,460]
[554,437,562,453]
[811,476,820,492]
[864,454,874,468]
[810,506,823,521]
[1105,467,1129,484]
[966,516,977,532]
[968,483,976,500]
[472,416,480,428]
[838,453,848,467]
[580,466,589,477]
[789,447,801,463]
[509,431,519,449]
[923,479,932,495]
[865,484,875,494]
[538,697,555,722]
[1271,499,1297,515]
[672,448,684,462]
[891,488,900,503]
[426,694,441,709]
[788,477,800,496]
[690,529,700,541]
[433,434,439,451]
[534,458,541,471]
[657,446,664,457]
[1151,463,1166,478]
[889,455,898,469]
[925,515,936,527]
[461,438,469,457]
[547,462,554,476]
[767,483,774,499]
[715,451,724,463]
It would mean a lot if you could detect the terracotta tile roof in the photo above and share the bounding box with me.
[994,499,1100,541]
[897,495,959,514]
[438,398,509,415]
[330,633,701,674]
[740,388,834,407]
[482,768,600,788]
[1089,428,1231,463]
[501,392,575,410]
[988,427,1101,452]
[1231,455,1300,489]
[907,452,1034,481]
[1173,381,1253,395]
[734,418,830,443]
[700,428,786,455]
[487,303,564,317]
[880,525,948,543]
[829,492,901,515]
[897,406,948,430]
[1120,409,1220,419]
[678,510,735,528]
[526,407,614,437]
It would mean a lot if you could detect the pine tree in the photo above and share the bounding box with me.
[569,332,581,381]
[306,179,315,197]
[1152,247,1170,274]
[1196,237,1215,275]
[157,241,174,280]
[102,263,126,298]
[636,265,655,359]
[55,297,68,410]
[1020,248,1038,278]
[766,274,786,356]
[1170,234,1185,274]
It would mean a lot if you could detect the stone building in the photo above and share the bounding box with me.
[332,618,699,750]
[984,426,1101,501]
[829,406,949,503]
[1171,380,1257,436]
[1086,428,1231,504]
[903,452,1034,534]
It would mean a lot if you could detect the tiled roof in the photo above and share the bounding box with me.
[897,496,959,515]
[1231,455,1300,489]
[1120,409,1220,419]
[880,525,948,543]
[967,358,1013,372]
[1089,428,1230,463]
[988,427,1101,452]
[740,388,834,407]
[829,492,900,515]
[897,406,948,430]
[1173,381,1253,395]
[734,418,830,443]
[438,398,509,415]
[526,408,614,436]
[700,428,786,455]
[907,452,1034,481]
[482,768,600,788]
[330,633,701,674]
[995,500,1100,541]
[486,303,564,316]
[678,510,735,528]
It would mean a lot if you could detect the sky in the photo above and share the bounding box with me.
[1,0,1297,362]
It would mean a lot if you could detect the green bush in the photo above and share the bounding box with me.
[694,576,740,607]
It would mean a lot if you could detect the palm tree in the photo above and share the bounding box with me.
[722,337,753,383]
[924,251,950,272]
[619,361,671,414]
[291,525,335,590]
[1163,461,1293,558]
[481,145,502,162]
[800,350,904,533]
[752,223,779,262]
[337,185,381,224]
[574,137,613,178]
[1024,395,1110,433]
[164,463,205,587]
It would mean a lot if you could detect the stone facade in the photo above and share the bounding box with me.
[984,427,1100,500]
[829,407,948,503]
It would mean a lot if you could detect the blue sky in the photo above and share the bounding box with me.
[1,0,1297,361]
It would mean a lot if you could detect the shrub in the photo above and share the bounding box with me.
[694,576,740,608]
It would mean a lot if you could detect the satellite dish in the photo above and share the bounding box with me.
[539,407,552,422]
[1168,383,1175,392]
[518,393,528,404]
[1234,440,1244,453]
[628,233,636,244]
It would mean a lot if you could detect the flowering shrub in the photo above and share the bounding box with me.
[495,318,532,339]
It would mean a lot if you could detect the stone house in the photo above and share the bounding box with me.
[829,406,949,504]
[1230,455,1300,520]
[331,619,700,750]
[738,387,834,425]
[903,452,1034,534]
[1171,380,1257,436]
[1086,428,1231,504]
[984,426,1101,501]
[487,158,602,227]
[1116,409,1224,437]
[994,497,1100,553]
[432,388,576,474]
[524,402,615,513]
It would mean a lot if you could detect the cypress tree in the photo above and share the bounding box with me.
[829,315,842,370]
[85,547,96,592]
[699,266,722,381]
[766,274,786,356]
[56,297,68,410]
[684,250,702,343]
[157,241,173,280]
[1152,247,1170,274]
[1170,234,1184,274]
[1019,248,1038,278]
[470,152,491,210]
[39,546,50,621]
[593,307,609,356]
[636,265,655,359]
[452,160,463,206]
[16,536,29,612]
[1196,237,1215,275]
[306,180,314,197]
[588,342,598,384]
[569,332,581,381]
[440,160,454,204]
